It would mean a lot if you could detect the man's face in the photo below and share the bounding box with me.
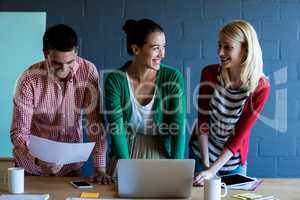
[44,48,77,79]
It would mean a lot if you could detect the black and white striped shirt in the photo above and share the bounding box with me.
[192,71,249,172]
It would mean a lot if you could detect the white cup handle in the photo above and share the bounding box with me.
[221,182,227,197]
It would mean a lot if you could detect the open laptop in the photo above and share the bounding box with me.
[117,159,195,198]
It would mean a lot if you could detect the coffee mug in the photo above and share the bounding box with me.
[204,176,227,200]
[8,167,24,194]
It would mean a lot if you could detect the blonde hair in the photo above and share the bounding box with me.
[220,20,264,92]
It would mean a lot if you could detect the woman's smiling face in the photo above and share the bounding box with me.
[134,31,166,71]
[217,33,246,70]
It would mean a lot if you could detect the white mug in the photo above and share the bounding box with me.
[204,176,227,200]
[8,167,24,194]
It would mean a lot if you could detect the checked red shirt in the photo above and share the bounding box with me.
[10,56,106,176]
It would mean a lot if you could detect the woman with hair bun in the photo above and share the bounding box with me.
[104,19,186,175]
[189,20,270,186]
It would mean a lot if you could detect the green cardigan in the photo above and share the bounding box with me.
[104,62,186,159]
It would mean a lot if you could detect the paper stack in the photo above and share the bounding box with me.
[232,193,279,200]
[227,179,263,191]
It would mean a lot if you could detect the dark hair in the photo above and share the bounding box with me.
[123,18,164,55]
[43,24,78,51]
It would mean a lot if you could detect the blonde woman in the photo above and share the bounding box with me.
[189,20,270,186]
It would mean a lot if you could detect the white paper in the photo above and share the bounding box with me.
[0,194,49,200]
[28,135,95,165]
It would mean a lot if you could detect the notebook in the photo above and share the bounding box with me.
[117,159,195,198]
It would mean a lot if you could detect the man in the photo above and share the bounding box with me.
[10,24,111,183]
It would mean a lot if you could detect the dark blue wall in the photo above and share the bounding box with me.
[1,0,300,178]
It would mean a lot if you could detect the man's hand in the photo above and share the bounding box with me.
[35,158,63,174]
[89,167,114,185]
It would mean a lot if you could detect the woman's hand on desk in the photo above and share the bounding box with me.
[193,169,215,187]
[193,149,232,186]
[90,167,114,185]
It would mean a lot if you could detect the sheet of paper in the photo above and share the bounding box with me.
[28,135,95,165]
[0,194,49,200]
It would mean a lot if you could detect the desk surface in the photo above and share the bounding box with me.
[1,176,299,200]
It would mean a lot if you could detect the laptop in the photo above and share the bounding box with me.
[117,159,195,198]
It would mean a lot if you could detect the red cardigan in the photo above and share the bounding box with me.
[189,64,270,165]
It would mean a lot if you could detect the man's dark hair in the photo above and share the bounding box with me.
[43,24,78,51]
[123,18,164,55]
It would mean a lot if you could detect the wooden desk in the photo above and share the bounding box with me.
[1,176,299,200]
[0,158,14,185]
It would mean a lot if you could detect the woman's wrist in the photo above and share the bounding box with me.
[201,159,210,169]
[204,164,210,170]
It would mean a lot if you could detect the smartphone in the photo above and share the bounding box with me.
[70,181,93,189]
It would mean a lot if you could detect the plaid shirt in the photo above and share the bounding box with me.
[10,56,106,176]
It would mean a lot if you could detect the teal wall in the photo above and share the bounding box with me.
[0,12,46,157]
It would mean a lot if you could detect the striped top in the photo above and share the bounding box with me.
[193,70,249,172]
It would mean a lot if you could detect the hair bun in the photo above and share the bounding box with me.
[123,19,137,34]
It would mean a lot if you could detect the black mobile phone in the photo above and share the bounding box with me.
[70,181,93,189]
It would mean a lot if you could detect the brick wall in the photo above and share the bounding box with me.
[1,0,299,177]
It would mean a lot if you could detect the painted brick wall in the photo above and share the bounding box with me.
[1,0,299,177]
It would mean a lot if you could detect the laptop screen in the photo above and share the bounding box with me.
[117,159,195,198]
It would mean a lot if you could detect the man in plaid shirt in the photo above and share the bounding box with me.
[10,24,112,184]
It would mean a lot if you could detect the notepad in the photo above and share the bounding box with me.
[65,198,102,200]
[232,193,263,199]
[80,192,100,198]
[66,198,133,200]
[231,193,280,200]
[0,194,49,200]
